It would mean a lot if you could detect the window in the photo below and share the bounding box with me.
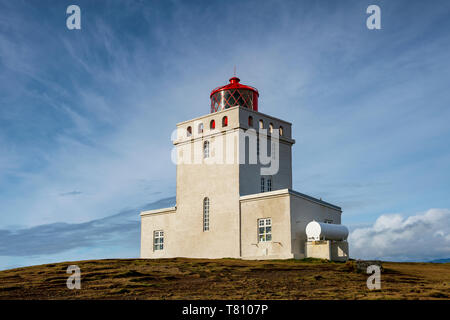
[257,135,260,156]
[248,116,253,127]
[222,116,228,127]
[187,126,192,137]
[259,119,264,129]
[270,137,275,160]
[267,178,272,191]
[210,119,215,130]
[203,197,210,231]
[269,123,274,134]
[153,230,164,251]
[203,141,210,158]
[258,218,272,242]
[324,219,333,224]
[260,177,265,193]
[279,126,284,136]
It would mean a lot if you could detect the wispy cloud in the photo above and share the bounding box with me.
[0,0,450,265]
[0,197,175,269]
[59,191,82,197]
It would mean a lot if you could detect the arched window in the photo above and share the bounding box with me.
[259,119,264,129]
[203,141,210,158]
[248,116,253,127]
[198,123,204,134]
[203,197,210,231]
[222,116,228,127]
[279,126,284,136]
[187,126,192,137]
[210,119,215,130]
[269,123,274,134]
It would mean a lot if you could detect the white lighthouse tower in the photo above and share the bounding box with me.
[140,76,349,261]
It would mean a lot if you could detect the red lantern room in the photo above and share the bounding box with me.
[210,77,259,113]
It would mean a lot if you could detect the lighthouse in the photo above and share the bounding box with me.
[140,76,349,261]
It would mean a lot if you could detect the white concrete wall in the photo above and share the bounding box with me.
[140,208,177,258]
[140,105,345,261]
[289,191,342,259]
[305,240,349,261]
[173,108,241,258]
[306,241,331,260]
[238,108,294,196]
[240,190,293,259]
[239,189,343,260]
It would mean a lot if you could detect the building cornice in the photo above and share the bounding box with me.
[173,127,295,146]
[240,188,291,202]
[176,106,240,126]
[239,189,342,212]
[176,106,292,127]
[288,189,342,212]
[140,206,177,217]
[244,108,292,126]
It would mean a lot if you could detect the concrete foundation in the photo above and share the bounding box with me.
[305,240,349,262]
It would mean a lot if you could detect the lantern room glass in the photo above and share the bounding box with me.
[210,89,254,113]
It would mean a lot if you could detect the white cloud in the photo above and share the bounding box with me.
[349,208,450,261]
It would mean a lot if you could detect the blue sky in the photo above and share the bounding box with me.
[1,0,450,269]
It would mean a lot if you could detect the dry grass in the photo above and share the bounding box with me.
[0,258,448,300]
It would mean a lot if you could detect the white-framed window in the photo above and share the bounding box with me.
[203,197,210,231]
[203,140,210,158]
[267,178,272,191]
[153,230,164,251]
[258,218,272,242]
[260,177,265,193]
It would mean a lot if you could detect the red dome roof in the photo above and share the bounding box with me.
[210,77,259,98]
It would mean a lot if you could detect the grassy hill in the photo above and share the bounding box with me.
[0,258,448,299]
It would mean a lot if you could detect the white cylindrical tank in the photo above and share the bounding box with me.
[306,221,349,241]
